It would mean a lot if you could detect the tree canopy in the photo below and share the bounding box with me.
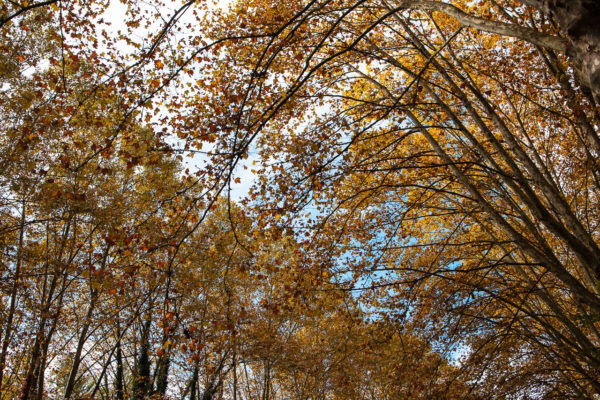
[1,0,600,399]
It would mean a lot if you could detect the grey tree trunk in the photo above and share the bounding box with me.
[115,333,125,400]
[132,318,152,400]
[520,0,600,101]
[63,289,97,399]
[0,201,26,394]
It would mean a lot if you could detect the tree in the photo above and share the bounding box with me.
[190,0,600,397]
[4,0,600,398]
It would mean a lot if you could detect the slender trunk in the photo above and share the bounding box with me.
[22,274,67,400]
[261,364,270,400]
[35,342,49,400]
[115,325,124,400]
[21,215,72,400]
[132,318,152,400]
[201,352,229,400]
[154,266,176,397]
[19,325,44,400]
[28,359,42,400]
[154,352,170,396]
[103,369,109,399]
[63,289,98,399]
[0,200,26,393]
[34,285,64,396]
[90,321,132,400]
[232,350,237,400]
[188,362,199,400]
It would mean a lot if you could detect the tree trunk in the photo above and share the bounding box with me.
[0,200,26,393]
[188,363,199,400]
[35,337,50,400]
[115,329,125,400]
[154,352,170,396]
[63,289,97,399]
[520,0,600,101]
[132,318,152,400]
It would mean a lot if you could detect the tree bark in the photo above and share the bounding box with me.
[0,200,26,394]
[132,318,152,400]
[63,289,97,399]
[519,0,600,101]
[115,329,125,400]
[391,0,564,51]
[188,363,199,400]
